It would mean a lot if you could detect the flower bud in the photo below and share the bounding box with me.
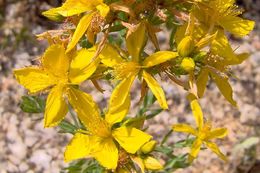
[141,140,157,154]
[181,57,195,72]
[177,36,195,57]
[143,157,163,170]
[193,51,207,62]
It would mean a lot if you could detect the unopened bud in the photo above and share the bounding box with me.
[143,157,163,170]
[181,57,195,72]
[193,51,207,62]
[141,140,157,154]
[177,36,194,57]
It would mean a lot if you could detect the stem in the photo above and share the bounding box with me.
[165,70,189,90]
[161,130,173,146]
[68,105,80,128]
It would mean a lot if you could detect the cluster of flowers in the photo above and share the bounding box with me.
[14,0,254,172]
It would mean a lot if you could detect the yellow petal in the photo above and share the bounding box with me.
[205,141,228,162]
[99,44,124,67]
[44,85,68,127]
[191,5,206,24]
[175,22,207,45]
[69,47,100,84]
[174,24,187,45]
[96,3,110,17]
[142,51,178,67]
[141,140,157,154]
[143,156,163,170]
[172,124,197,136]
[92,137,118,169]
[211,30,237,63]
[126,22,146,62]
[64,133,93,162]
[67,87,111,137]
[14,67,56,94]
[66,13,94,53]
[219,16,255,37]
[142,71,168,109]
[187,94,204,130]
[54,0,101,17]
[105,75,135,125]
[132,157,145,173]
[226,53,249,65]
[196,68,209,98]
[195,31,218,49]
[112,126,152,154]
[105,93,131,125]
[211,72,237,106]
[206,128,228,140]
[188,138,202,162]
[42,7,64,21]
[42,44,69,77]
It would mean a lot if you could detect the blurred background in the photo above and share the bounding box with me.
[0,0,259,172]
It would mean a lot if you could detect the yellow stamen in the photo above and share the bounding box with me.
[114,62,141,80]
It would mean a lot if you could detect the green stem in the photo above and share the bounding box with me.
[161,130,173,146]
[68,105,80,128]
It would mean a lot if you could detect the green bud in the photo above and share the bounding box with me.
[193,51,207,62]
[181,57,195,72]
[141,140,157,154]
[177,36,195,57]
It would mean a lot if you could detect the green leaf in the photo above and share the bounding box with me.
[80,36,94,49]
[123,116,146,129]
[234,137,260,151]
[62,159,105,173]
[58,120,79,135]
[155,146,173,155]
[138,92,156,116]
[164,154,189,170]
[20,95,45,113]
[146,109,163,119]
[173,138,195,148]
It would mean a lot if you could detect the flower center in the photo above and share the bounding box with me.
[198,122,212,140]
[114,62,141,80]
[90,119,112,138]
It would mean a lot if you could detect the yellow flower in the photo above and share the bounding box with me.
[176,0,254,65]
[43,0,110,52]
[176,25,247,106]
[172,94,228,162]
[194,30,246,106]
[193,0,255,37]
[14,44,100,127]
[99,22,178,111]
[64,91,152,169]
